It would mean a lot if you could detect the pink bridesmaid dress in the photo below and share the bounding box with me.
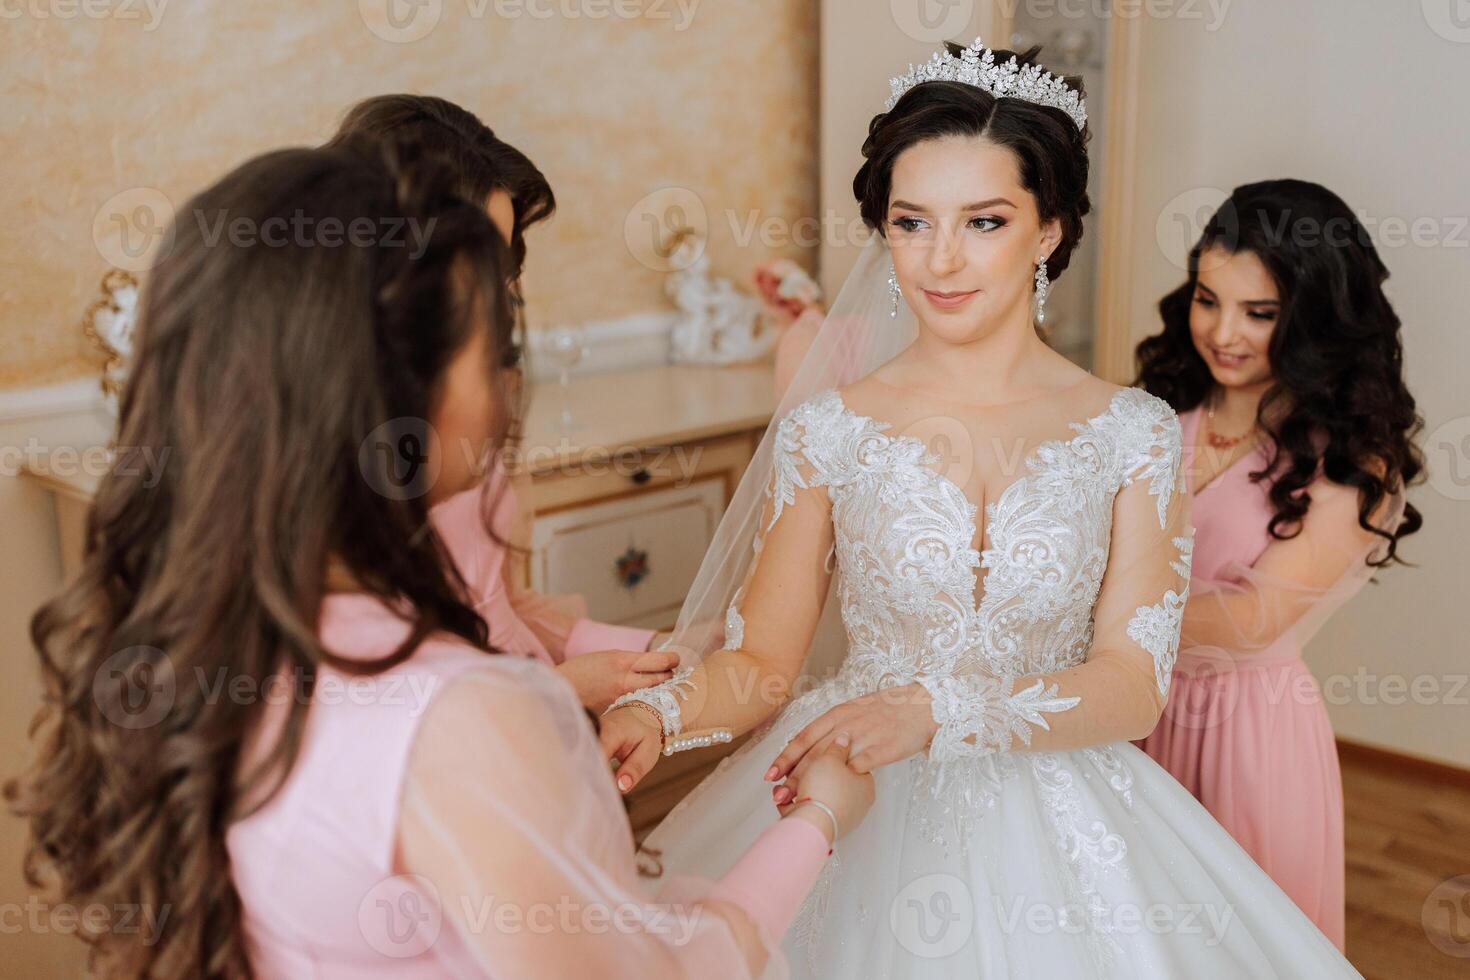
[225,592,831,977]
[1137,405,1398,951]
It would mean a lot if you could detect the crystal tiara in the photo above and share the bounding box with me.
[885,37,1088,132]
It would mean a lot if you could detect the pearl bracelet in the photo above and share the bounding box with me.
[663,728,734,756]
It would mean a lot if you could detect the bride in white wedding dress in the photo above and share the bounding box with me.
[599,39,1363,978]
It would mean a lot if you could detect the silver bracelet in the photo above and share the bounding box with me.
[792,797,840,847]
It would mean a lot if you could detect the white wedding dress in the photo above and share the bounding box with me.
[638,382,1361,978]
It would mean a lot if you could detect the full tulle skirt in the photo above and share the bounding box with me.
[643,678,1361,979]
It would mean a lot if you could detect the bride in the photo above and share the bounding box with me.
[600,39,1362,977]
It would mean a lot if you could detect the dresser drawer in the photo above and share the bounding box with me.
[528,476,727,628]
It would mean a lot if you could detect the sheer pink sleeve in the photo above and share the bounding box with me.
[1177,475,1406,671]
[397,658,827,978]
[500,552,657,660]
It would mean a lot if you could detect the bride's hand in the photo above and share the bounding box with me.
[765,683,939,784]
[598,705,664,794]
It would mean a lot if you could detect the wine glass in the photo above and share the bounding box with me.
[544,326,588,434]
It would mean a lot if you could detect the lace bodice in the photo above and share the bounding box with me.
[755,385,1189,700]
[613,380,1192,808]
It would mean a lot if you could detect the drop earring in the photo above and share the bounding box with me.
[888,263,902,318]
[1033,255,1050,324]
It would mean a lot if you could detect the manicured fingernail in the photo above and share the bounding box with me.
[835,733,851,747]
[618,775,631,792]
[764,765,778,781]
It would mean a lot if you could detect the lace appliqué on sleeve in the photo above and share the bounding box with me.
[918,673,1082,762]
[1119,395,1193,698]
[1127,534,1193,697]
[606,665,696,737]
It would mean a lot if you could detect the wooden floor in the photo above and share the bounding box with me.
[1341,743,1470,979]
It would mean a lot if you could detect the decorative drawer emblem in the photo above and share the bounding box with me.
[615,546,650,589]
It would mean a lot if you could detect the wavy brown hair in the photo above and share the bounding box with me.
[1134,178,1424,565]
[5,134,523,977]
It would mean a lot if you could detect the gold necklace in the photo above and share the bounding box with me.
[1204,395,1256,450]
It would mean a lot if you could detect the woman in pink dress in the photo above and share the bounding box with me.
[8,136,875,978]
[333,94,679,711]
[1132,178,1424,949]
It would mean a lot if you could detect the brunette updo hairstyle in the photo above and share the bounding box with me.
[853,42,1092,284]
[329,94,555,278]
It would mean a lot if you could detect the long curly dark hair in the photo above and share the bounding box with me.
[4,134,523,977]
[1134,178,1423,565]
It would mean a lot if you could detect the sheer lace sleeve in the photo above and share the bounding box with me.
[918,396,1194,758]
[397,658,828,978]
[605,393,846,744]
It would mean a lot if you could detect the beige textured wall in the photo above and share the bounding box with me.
[0,0,818,388]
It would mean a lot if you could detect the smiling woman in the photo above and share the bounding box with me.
[1133,178,1425,949]
[596,38,1369,979]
